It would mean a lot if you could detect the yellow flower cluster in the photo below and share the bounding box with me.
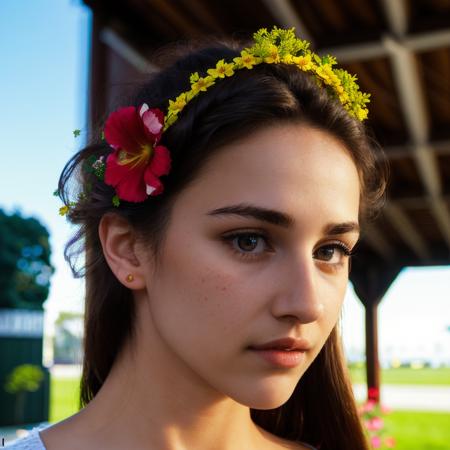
[58,201,77,216]
[164,26,370,130]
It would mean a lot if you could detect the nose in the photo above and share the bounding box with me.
[270,253,324,324]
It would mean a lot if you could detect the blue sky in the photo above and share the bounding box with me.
[0,0,90,329]
[1,0,449,365]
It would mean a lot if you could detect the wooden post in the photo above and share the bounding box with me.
[365,302,380,402]
[351,264,400,405]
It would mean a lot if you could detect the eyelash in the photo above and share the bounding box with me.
[221,230,354,265]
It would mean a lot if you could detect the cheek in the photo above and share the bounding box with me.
[149,235,258,351]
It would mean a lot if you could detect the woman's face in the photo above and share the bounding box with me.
[138,123,360,409]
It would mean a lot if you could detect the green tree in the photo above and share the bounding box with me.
[4,364,45,423]
[0,208,54,309]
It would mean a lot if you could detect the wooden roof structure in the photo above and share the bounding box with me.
[82,0,450,399]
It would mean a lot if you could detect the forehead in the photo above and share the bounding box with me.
[173,124,360,226]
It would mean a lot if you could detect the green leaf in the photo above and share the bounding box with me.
[73,129,81,138]
[112,195,120,207]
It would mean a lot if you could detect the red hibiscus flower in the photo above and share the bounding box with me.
[104,104,172,202]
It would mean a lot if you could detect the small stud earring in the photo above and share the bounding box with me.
[126,274,134,282]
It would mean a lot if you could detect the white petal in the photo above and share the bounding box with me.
[139,103,149,117]
[142,110,163,135]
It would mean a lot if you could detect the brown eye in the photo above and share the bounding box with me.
[313,243,352,265]
[221,231,273,261]
[236,234,259,252]
[315,246,336,261]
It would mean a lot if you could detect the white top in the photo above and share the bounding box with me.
[5,425,47,450]
[5,424,318,449]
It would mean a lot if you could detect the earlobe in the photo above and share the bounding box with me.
[98,213,147,289]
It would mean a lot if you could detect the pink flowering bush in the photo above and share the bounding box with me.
[358,387,396,449]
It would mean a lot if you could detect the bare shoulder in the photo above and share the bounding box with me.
[39,420,73,450]
[39,412,91,450]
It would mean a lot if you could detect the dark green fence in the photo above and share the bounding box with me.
[0,310,50,426]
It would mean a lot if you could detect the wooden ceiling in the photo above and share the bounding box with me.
[83,0,450,294]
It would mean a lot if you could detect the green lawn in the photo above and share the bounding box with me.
[348,366,450,386]
[383,410,450,450]
[49,377,80,423]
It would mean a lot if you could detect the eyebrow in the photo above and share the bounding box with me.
[206,203,360,236]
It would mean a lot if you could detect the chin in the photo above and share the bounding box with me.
[243,392,295,410]
[229,377,299,410]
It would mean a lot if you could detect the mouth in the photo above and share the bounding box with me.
[249,336,311,352]
[247,336,311,368]
[248,348,306,368]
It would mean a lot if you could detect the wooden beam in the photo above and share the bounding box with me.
[431,198,450,248]
[406,29,450,52]
[261,0,314,43]
[383,203,430,260]
[383,36,429,143]
[414,144,442,197]
[319,40,386,62]
[321,29,450,62]
[395,195,450,209]
[380,0,408,37]
[362,224,395,260]
[383,34,450,252]
[177,0,224,33]
[100,28,157,73]
[383,140,450,159]
[146,0,202,37]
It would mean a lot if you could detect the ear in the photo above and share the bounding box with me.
[98,213,147,290]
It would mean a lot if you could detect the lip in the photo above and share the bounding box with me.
[249,337,311,351]
[250,348,306,368]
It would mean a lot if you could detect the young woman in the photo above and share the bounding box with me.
[8,28,386,450]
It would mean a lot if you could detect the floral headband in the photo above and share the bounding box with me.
[59,27,370,215]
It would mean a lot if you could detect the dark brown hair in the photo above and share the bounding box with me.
[59,38,387,450]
